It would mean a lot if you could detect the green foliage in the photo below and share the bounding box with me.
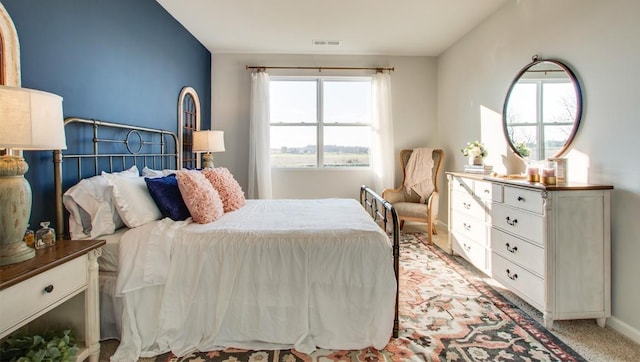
[0,330,78,362]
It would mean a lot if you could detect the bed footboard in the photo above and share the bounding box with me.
[359,185,399,339]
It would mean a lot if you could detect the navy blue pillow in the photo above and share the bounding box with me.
[144,174,191,221]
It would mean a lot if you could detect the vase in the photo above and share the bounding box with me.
[468,156,483,166]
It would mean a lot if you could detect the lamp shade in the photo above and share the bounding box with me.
[0,85,66,150]
[192,130,225,153]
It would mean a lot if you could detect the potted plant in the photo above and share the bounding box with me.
[514,141,531,158]
[461,140,488,165]
[0,329,78,362]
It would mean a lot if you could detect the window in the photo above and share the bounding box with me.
[506,79,576,159]
[269,77,372,168]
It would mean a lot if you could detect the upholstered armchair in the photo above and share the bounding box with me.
[382,148,444,241]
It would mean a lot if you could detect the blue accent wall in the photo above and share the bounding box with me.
[3,0,211,230]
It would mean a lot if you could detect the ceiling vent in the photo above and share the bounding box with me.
[313,40,341,46]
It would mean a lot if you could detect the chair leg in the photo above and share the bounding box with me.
[399,220,405,230]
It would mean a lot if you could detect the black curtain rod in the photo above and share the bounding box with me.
[245,65,394,72]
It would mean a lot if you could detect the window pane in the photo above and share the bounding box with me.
[543,82,576,124]
[323,126,370,167]
[508,125,538,158]
[323,81,371,124]
[544,125,573,158]
[270,126,317,167]
[270,81,317,124]
[505,82,537,124]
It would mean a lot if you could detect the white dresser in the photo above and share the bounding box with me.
[447,172,612,329]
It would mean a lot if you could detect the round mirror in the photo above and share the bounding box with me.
[503,56,582,160]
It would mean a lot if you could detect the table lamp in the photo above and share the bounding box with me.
[192,130,225,168]
[0,85,66,266]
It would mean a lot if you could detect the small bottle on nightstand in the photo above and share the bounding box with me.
[35,221,56,249]
[23,225,35,248]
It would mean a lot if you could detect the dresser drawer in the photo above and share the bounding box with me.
[451,211,488,246]
[475,180,503,203]
[0,256,87,335]
[491,203,544,246]
[503,187,544,214]
[453,236,488,273]
[451,176,474,195]
[451,191,486,220]
[490,228,545,276]
[492,253,544,309]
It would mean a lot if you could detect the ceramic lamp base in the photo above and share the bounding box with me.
[0,155,35,266]
[201,152,215,169]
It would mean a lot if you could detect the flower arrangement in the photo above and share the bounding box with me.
[514,141,531,158]
[460,140,488,158]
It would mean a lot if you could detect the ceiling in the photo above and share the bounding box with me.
[156,0,508,56]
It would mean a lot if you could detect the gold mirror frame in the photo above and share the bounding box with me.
[0,3,21,86]
[503,56,582,160]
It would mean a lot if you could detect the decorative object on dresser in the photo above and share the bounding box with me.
[382,148,444,238]
[0,85,66,266]
[0,239,105,362]
[447,172,613,329]
[192,130,225,168]
[460,140,487,166]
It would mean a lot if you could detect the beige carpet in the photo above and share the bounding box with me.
[99,223,640,361]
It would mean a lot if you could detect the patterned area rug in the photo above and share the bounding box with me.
[155,232,585,362]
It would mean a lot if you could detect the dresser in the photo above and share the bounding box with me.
[447,172,612,329]
[0,239,105,362]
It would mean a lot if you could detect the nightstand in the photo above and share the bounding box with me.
[0,239,105,362]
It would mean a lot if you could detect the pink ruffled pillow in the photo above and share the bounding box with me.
[202,168,246,212]
[176,170,224,223]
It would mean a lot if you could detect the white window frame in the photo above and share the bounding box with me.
[269,76,372,169]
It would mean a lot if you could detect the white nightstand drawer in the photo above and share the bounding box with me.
[491,203,544,245]
[451,191,486,220]
[492,253,544,309]
[490,228,545,276]
[0,256,87,335]
[503,187,543,214]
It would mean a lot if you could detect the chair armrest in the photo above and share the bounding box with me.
[382,187,405,204]
[428,191,440,219]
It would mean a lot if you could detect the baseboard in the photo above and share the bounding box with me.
[607,316,640,345]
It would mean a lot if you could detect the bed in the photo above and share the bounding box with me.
[54,118,399,360]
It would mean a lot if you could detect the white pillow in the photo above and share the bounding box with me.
[63,165,139,239]
[142,166,177,178]
[102,172,162,228]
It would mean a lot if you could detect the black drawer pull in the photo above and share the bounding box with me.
[506,269,518,280]
[517,196,525,202]
[44,284,54,293]
[483,189,490,194]
[506,216,518,226]
[463,202,471,209]
[506,243,518,253]
[463,223,471,231]
[463,243,471,252]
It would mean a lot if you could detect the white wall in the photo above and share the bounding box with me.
[438,0,640,342]
[211,54,438,199]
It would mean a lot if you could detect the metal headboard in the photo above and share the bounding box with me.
[54,117,180,239]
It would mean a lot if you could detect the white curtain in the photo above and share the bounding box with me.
[371,72,395,194]
[248,71,272,199]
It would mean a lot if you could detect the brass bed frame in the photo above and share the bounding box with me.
[53,117,400,339]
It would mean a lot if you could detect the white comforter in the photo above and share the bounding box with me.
[111,199,396,361]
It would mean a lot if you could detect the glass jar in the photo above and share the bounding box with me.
[525,160,540,182]
[541,161,557,185]
[23,225,35,248]
[35,221,56,249]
